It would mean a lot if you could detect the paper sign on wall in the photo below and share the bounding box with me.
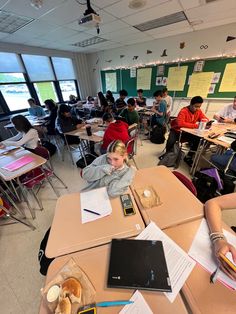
[137,68,152,90]
[208,84,216,94]
[219,63,236,92]
[167,66,188,91]
[187,72,214,97]
[211,72,221,84]
[130,68,136,78]
[105,72,117,92]
[157,65,165,76]
[156,77,162,85]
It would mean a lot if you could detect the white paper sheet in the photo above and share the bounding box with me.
[217,136,235,144]
[136,221,196,303]
[119,290,153,314]
[0,145,18,155]
[188,218,236,289]
[80,187,112,224]
[93,130,105,137]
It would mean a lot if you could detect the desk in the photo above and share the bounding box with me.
[39,244,188,314]
[130,166,203,229]
[46,188,145,258]
[165,219,236,314]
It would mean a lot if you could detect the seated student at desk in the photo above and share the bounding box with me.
[28,98,46,118]
[150,90,167,127]
[100,114,131,154]
[82,140,135,197]
[105,90,115,106]
[114,89,128,114]
[205,193,236,280]
[165,96,208,167]
[44,99,58,135]
[56,104,83,145]
[0,115,39,149]
[214,96,236,123]
[136,89,146,107]
[119,98,139,126]
[211,140,236,172]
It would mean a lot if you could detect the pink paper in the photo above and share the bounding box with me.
[2,155,34,171]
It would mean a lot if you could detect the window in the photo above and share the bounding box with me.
[59,80,77,101]
[22,54,55,81]
[0,52,24,73]
[34,82,58,104]
[51,57,76,80]
[0,73,31,111]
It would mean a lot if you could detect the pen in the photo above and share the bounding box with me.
[210,263,220,284]
[96,301,134,307]
[83,208,101,216]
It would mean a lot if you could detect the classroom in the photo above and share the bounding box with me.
[0,1,236,313]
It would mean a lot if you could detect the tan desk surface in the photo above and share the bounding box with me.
[46,189,145,258]
[0,149,46,181]
[39,244,188,314]
[131,166,203,229]
[165,219,236,314]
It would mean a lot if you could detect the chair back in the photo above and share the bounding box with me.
[33,145,50,160]
[172,170,197,196]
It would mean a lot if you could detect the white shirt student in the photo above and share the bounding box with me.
[0,115,39,150]
[214,97,236,123]
[162,88,173,114]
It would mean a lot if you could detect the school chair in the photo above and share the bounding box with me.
[172,171,197,196]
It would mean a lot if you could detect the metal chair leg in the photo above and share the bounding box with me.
[31,188,43,211]
[17,178,35,219]
[52,173,68,189]
[0,205,36,230]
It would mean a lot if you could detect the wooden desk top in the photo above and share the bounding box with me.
[165,219,236,314]
[0,149,46,181]
[66,124,104,142]
[39,244,188,314]
[46,189,145,258]
[130,166,203,229]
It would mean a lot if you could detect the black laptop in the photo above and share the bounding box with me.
[107,239,172,292]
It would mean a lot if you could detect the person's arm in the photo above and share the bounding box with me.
[107,167,136,198]
[205,193,236,280]
[3,130,37,147]
[40,107,46,117]
[151,103,165,116]
[82,155,114,182]
[176,110,198,129]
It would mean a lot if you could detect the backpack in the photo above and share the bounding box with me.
[158,143,184,168]
[38,228,54,276]
[192,171,218,203]
[150,125,166,144]
[76,154,96,169]
[41,140,57,156]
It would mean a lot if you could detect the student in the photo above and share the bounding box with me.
[211,140,236,172]
[44,99,57,135]
[56,104,83,144]
[106,90,115,105]
[101,114,131,154]
[96,91,109,116]
[165,96,208,166]
[214,96,236,123]
[0,115,39,149]
[150,90,167,127]
[205,193,236,280]
[136,89,146,107]
[120,98,139,126]
[82,140,135,197]
[28,98,46,117]
[114,89,128,113]
[68,94,78,105]
[84,96,94,110]
[162,87,173,115]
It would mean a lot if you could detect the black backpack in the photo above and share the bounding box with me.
[41,140,57,156]
[76,154,96,168]
[158,143,184,168]
[38,228,54,276]
[150,125,166,144]
[192,172,218,203]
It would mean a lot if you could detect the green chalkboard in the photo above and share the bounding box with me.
[101,57,236,98]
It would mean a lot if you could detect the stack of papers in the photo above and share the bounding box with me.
[136,222,195,303]
[80,187,112,224]
[119,290,153,314]
[188,218,236,289]
[0,146,18,155]
[2,155,34,171]
[217,136,235,144]
[93,130,105,137]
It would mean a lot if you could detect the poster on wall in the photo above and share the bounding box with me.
[162,77,167,86]
[156,77,162,85]
[193,60,205,72]
[219,63,236,92]
[167,66,188,91]
[157,65,165,76]
[137,68,152,90]
[211,72,221,84]
[105,72,117,92]
[130,68,136,78]
[187,72,214,97]
[208,84,216,94]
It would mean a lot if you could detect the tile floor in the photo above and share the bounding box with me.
[0,136,235,314]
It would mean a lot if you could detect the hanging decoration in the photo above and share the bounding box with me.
[133,56,139,60]
[226,36,236,42]
[146,50,152,54]
[161,49,167,57]
[120,55,125,58]
[105,60,112,63]
[180,42,185,49]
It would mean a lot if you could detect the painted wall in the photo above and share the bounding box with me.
[87,22,236,95]
[0,42,92,99]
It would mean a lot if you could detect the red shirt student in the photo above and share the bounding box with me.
[101,114,131,154]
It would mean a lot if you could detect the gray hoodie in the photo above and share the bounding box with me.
[82,154,136,197]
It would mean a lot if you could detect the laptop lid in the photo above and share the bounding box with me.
[107,239,172,292]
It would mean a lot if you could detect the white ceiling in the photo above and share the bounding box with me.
[0,0,236,53]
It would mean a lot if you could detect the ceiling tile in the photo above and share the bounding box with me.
[193,16,236,31]
[11,20,57,37]
[145,20,191,36]
[121,0,182,25]
[97,10,117,24]
[91,0,121,9]
[1,33,30,44]
[178,0,200,10]
[103,0,170,19]
[150,25,193,39]
[39,27,78,41]
[24,39,51,47]
[61,32,96,45]
[101,26,140,40]
[0,31,8,39]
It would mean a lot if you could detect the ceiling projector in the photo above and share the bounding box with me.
[78,13,101,27]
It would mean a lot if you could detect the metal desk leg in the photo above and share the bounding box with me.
[17,178,35,219]
[0,185,26,218]
[190,138,206,176]
[0,205,36,230]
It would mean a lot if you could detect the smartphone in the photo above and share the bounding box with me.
[208,133,219,139]
[220,116,225,120]
[120,194,136,216]
[219,253,236,272]
[78,307,96,314]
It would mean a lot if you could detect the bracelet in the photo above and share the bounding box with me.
[212,236,226,244]
[209,232,226,243]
